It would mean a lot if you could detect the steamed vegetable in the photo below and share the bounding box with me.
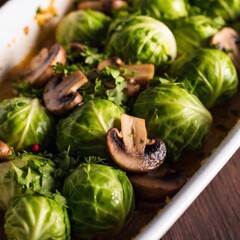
[168,48,238,108]
[0,152,57,210]
[132,0,188,21]
[56,9,111,48]
[105,15,177,68]
[0,97,55,151]
[132,83,212,161]
[4,193,70,240]
[62,163,134,239]
[172,15,223,55]
[56,99,124,157]
[190,0,240,22]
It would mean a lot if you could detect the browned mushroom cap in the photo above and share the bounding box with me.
[21,43,67,87]
[78,0,128,12]
[128,165,187,201]
[106,114,167,172]
[210,27,240,72]
[43,70,88,115]
[0,140,12,161]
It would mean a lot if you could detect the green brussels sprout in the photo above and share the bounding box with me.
[56,99,124,157]
[190,0,240,22]
[132,83,212,161]
[4,193,70,240]
[0,152,57,210]
[172,15,223,55]
[132,0,188,21]
[105,15,177,68]
[168,48,238,108]
[56,9,111,48]
[62,163,134,239]
[0,97,55,151]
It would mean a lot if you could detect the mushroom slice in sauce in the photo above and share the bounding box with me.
[106,114,167,172]
[98,57,155,82]
[210,27,240,72]
[21,43,67,87]
[78,0,128,12]
[43,70,88,115]
[0,140,12,161]
[128,165,187,201]
[98,57,155,96]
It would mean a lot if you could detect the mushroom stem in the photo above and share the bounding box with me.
[121,64,155,82]
[98,57,155,82]
[58,71,88,98]
[121,114,147,155]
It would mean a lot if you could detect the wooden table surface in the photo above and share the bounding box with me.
[162,147,240,240]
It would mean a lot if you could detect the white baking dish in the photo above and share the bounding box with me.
[0,1,239,239]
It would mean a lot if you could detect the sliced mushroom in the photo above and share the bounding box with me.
[0,140,12,161]
[98,57,155,96]
[69,42,86,53]
[210,27,240,72]
[106,114,167,172]
[21,43,67,87]
[128,165,187,201]
[97,57,124,70]
[124,80,141,97]
[78,0,128,12]
[98,57,155,82]
[43,70,88,115]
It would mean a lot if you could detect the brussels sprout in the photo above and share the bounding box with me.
[172,15,223,55]
[168,48,238,108]
[56,9,111,48]
[132,0,188,21]
[4,193,70,240]
[105,15,177,68]
[62,163,134,239]
[0,97,55,151]
[0,152,57,210]
[190,0,240,22]
[132,83,212,161]
[56,99,124,157]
